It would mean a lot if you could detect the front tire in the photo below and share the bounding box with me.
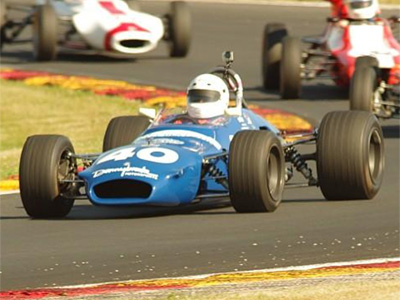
[317,111,384,200]
[355,55,378,70]
[33,4,58,61]
[168,1,191,57]
[280,36,301,99]
[262,23,288,90]
[103,116,151,152]
[229,130,285,213]
[350,66,377,112]
[19,135,76,218]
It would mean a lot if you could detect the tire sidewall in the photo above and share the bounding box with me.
[169,1,191,57]
[229,130,285,212]
[280,36,301,99]
[262,23,287,90]
[350,67,377,112]
[19,135,75,218]
[33,5,57,61]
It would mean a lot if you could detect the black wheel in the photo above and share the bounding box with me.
[0,1,6,50]
[103,115,151,152]
[125,0,140,11]
[262,23,288,90]
[229,130,285,213]
[317,111,384,200]
[19,135,76,218]
[280,36,301,99]
[0,1,6,27]
[168,1,191,57]
[355,56,378,70]
[33,4,57,61]
[350,67,377,112]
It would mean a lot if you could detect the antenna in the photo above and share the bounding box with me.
[222,51,234,68]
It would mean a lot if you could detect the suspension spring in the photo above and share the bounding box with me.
[285,146,317,185]
[207,165,229,189]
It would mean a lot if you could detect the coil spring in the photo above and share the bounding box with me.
[286,146,308,172]
[208,165,225,178]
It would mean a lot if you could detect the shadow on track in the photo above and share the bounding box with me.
[60,199,234,220]
[0,49,138,64]
[246,84,348,102]
[382,125,400,139]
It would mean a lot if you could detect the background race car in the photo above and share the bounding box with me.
[0,0,191,60]
[18,52,385,218]
[261,12,400,113]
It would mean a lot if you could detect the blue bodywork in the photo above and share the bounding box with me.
[79,109,280,206]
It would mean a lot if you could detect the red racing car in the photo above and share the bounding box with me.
[261,2,400,106]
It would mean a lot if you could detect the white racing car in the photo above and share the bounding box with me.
[0,0,191,60]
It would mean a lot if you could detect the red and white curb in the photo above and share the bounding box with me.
[1,257,399,299]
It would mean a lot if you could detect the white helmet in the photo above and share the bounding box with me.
[348,0,378,20]
[186,74,229,119]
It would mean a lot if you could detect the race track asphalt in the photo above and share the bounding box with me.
[1,1,399,291]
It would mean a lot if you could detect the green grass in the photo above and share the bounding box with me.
[0,79,141,180]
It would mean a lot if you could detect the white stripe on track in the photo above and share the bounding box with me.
[60,257,400,289]
[0,190,20,196]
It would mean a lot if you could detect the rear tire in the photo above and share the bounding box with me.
[168,1,191,57]
[0,1,6,27]
[33,4,57,61]
[262,23,288,90]
[103,116,151,152]
[229,130,285,213]
[19,135,76,218]
[280,36,301,99]
[0,0,7,50]
[350,67,377,112]
[317,111,384,200]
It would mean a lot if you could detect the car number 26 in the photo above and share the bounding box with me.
[97,147,179,165]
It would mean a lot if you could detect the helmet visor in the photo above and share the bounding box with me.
[350,0,372,9]
[188,89,221,104]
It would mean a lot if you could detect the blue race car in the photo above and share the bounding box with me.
[19,52,385,218]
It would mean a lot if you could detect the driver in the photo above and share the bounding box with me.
[327,0,380,19]
[187,73,229,119]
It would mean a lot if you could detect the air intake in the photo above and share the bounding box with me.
[120,40,148,48]
[94,179,152,199]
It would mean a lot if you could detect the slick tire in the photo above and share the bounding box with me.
[229,130,285,213]
[317,111,384,200]
[103,115,151,152]
[169,1,191,57]
[280,36,301,99]
[33,4,57,61]
[0,1,6,27]
[355,55,379,70]
[350,66,377,112]
[262,23,288,90]
[19,135,76,218]
[0,0,6,50]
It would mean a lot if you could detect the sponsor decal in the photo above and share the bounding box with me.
[141,130,222,150]
[93,162,158,180]
[143,138,185,146]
